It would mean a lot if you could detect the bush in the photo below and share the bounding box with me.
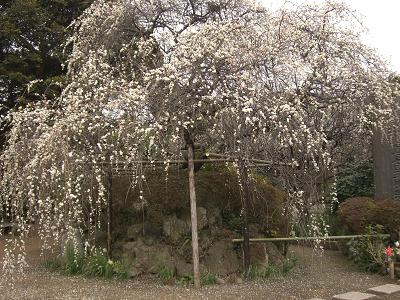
[246,257,297,280]
[339,197,400,234]
[370,199,400,233]
[83,251,114,278]
[201,272,217,285]
[63,246,85,275]
[347,225,387,273]
[339,197,376,233]
[158,266,175,284]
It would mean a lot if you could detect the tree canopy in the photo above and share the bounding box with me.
[0,0,92,147]
[0,0,399,277]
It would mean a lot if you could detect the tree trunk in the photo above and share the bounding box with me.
[240,161,251,274]
[187,143,201,288]
[106,165,113,260]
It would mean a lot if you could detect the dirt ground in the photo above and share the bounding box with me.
[0,234,399,300]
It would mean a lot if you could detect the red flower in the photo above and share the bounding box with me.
[385,247,394,257]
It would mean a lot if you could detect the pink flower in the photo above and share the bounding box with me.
[385,247,394,257]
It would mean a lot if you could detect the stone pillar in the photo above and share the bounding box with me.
[373,130,400,201]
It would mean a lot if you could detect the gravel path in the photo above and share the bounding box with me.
[0,236,398,300]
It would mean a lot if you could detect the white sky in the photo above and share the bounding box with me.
[260,0,400,73]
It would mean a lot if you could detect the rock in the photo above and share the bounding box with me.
[368,284,400,295]
[143,235,156,246]
[122,239,175,275]
[183,207,208,230]
[111,240,125,259]
[225,274,237,284]
[143,222,162,237]
[216,276,225,284]
[175,259,193,276]
[207,206,221,226]
[123,240,139,252]
[126,224,143,240]
[235,277,244,284]
[332,291,376,300]
[265,242,284,265]
[203,240,241,275]
[249,243,268,266]
[199,231,212,253]
[163,215,189,242]
[197,207,208,230]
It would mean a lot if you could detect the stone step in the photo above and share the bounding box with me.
[368,284,400,295]
[332,291,377,300]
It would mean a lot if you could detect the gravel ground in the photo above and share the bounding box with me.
[0,236,398,300]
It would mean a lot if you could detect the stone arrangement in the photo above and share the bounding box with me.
[310,283,400,300]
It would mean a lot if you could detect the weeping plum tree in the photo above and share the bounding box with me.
[1,0,399,285]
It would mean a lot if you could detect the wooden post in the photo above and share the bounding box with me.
[390,260,395,280]
[187,143,201,289]
[106,165,113,259]
[239,161,251,274]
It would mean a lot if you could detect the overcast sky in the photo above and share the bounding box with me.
[260,0,400,73]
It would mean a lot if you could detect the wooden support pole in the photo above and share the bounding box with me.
[106,165,113,259]
[239,161,251,274]
[390,260,395,280]
[187,143,201,289]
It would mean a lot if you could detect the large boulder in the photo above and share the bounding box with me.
[126,224,143,240]
[182,206,208,231]
[203,240,241,275]
[207,206,221,226]
[249,243,268,266]
[163,215,190,242]
[122,238,175,276]
[196,207,208,230]
[175,259,193,276]
[265,242,284,265]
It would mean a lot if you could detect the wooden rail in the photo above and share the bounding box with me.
[232,234,391,243]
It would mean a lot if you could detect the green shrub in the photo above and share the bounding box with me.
[246,257,297,280]
[347,225,387,273]
[43,247,129,279]
[282,256,298,274]
[176,274,193,286]
[247,264,278,279]
[158,266,175,284]
[63,246,85,275]
[201,272,217,285]
[112,261,130,279]
[83,251,114,278]
[175,272,218,286]
[222,210,243,232]
[336,160,374,203]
